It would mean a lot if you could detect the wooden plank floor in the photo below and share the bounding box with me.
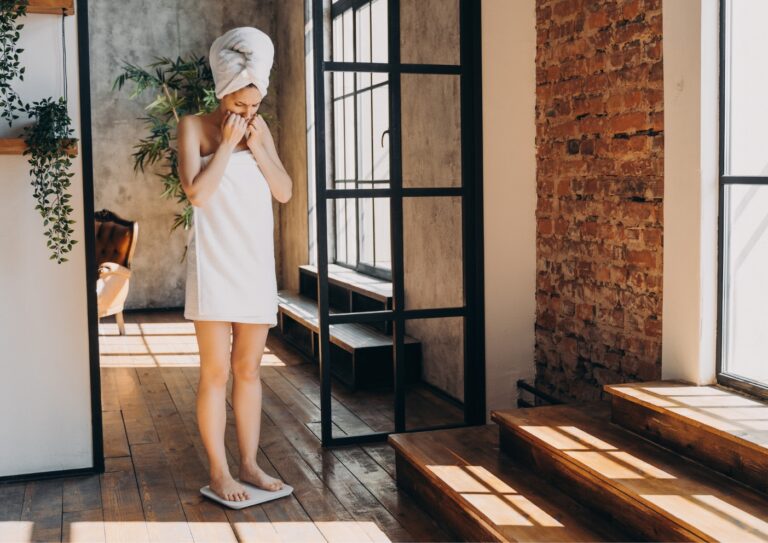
[0,310,452,543]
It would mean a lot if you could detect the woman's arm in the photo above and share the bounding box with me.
[178,113,248,207]
[246,115,293,203]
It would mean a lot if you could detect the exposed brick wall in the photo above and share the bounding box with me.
[534,0,663,402]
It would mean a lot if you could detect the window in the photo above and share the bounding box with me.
[718,0,768,393]
[330,0,392,279]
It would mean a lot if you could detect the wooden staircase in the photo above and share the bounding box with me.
[389,381,768,542]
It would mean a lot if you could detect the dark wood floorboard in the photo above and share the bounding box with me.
[0,310,451,542]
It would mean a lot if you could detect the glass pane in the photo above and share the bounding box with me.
[372,82,390,181]
[724,0,768,175]
[330,0,388,64]
[359,197,391,272]
[401,74,461,188]
[343,8,354,62]
[328,71,390,190]
[329,319,395,439]
[356,3,371,63]
[281,318,394,442]
[333,193,358,266]
[332,14,343,61]
[722,184,768,386]
[371,0,388,63]
[326,198,392,304]
[403,196,463,310]
[400,0,460,65]
[404,316,465,431]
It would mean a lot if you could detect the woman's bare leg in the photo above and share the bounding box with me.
[230,322,284,491]
[194,320,250,501]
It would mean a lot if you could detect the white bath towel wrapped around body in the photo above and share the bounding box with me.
[184,150,278,326]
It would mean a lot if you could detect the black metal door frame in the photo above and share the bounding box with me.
[311,0,486,446]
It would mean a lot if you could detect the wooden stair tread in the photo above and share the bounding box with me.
[277,290,418,350]
[389,425,632,542]
[491,402,768,542]
[300,264,392,301]
[604,380,768,455]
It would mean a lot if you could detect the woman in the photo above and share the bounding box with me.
[178,27,292,503]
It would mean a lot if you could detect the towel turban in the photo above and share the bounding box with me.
[209,26,274,100]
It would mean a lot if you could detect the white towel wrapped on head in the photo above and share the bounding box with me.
[209,26,274,99]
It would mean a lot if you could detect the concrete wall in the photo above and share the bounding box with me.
[87,0,278,308]
[0,11,93,476]
[275,0,310,292]
[400,0,465,401]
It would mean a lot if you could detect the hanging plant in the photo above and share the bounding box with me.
[22,96,79,263]
[113,54,276,258]
[0,0,28,126]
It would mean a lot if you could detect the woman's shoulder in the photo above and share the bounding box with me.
[179,113,203,129]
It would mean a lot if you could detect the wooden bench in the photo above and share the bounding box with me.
[276,290,421,390]
[298,264,393,334]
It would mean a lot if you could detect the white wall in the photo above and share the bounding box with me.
[0,11,94,476]
[481,0,537,418]
[661,0,720,384]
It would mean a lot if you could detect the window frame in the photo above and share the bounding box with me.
[716,0,768,400]
[330,0,392,280]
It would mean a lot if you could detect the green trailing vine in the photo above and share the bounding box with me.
[22,96,78,263]
[0,0,28,126]
[113,54,276,261]
[1,0,79,264]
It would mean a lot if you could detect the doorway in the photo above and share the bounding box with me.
[308,0,485,446]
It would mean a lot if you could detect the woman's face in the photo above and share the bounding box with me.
[221,86,263,122]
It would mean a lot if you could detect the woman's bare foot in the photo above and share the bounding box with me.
[210,472,250,502]
[239,462,284,492]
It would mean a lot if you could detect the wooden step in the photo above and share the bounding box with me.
[604,380,768,495]
[388,424,633,542]
[299,264,392,302]
[298,264,394,333]
[276,290,421,389]
[491,402,768,542]
[277,290,419,350]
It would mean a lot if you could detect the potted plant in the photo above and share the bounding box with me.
[114,55,216,236]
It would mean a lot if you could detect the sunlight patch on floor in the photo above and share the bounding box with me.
[99,317,288,368]
[426,464,564,528]
[1,520,392,543]
[521,425,677,480]
[642,494,768,542]
[613,385,768,441]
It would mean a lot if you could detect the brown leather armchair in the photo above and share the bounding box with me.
[94,209,138,335]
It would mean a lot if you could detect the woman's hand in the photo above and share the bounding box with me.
[246,114,270,151]
[220,111,248,150]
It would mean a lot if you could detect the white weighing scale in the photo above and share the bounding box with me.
[200,481,294,509]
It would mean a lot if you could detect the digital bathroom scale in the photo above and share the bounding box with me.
[200,481,294,509]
